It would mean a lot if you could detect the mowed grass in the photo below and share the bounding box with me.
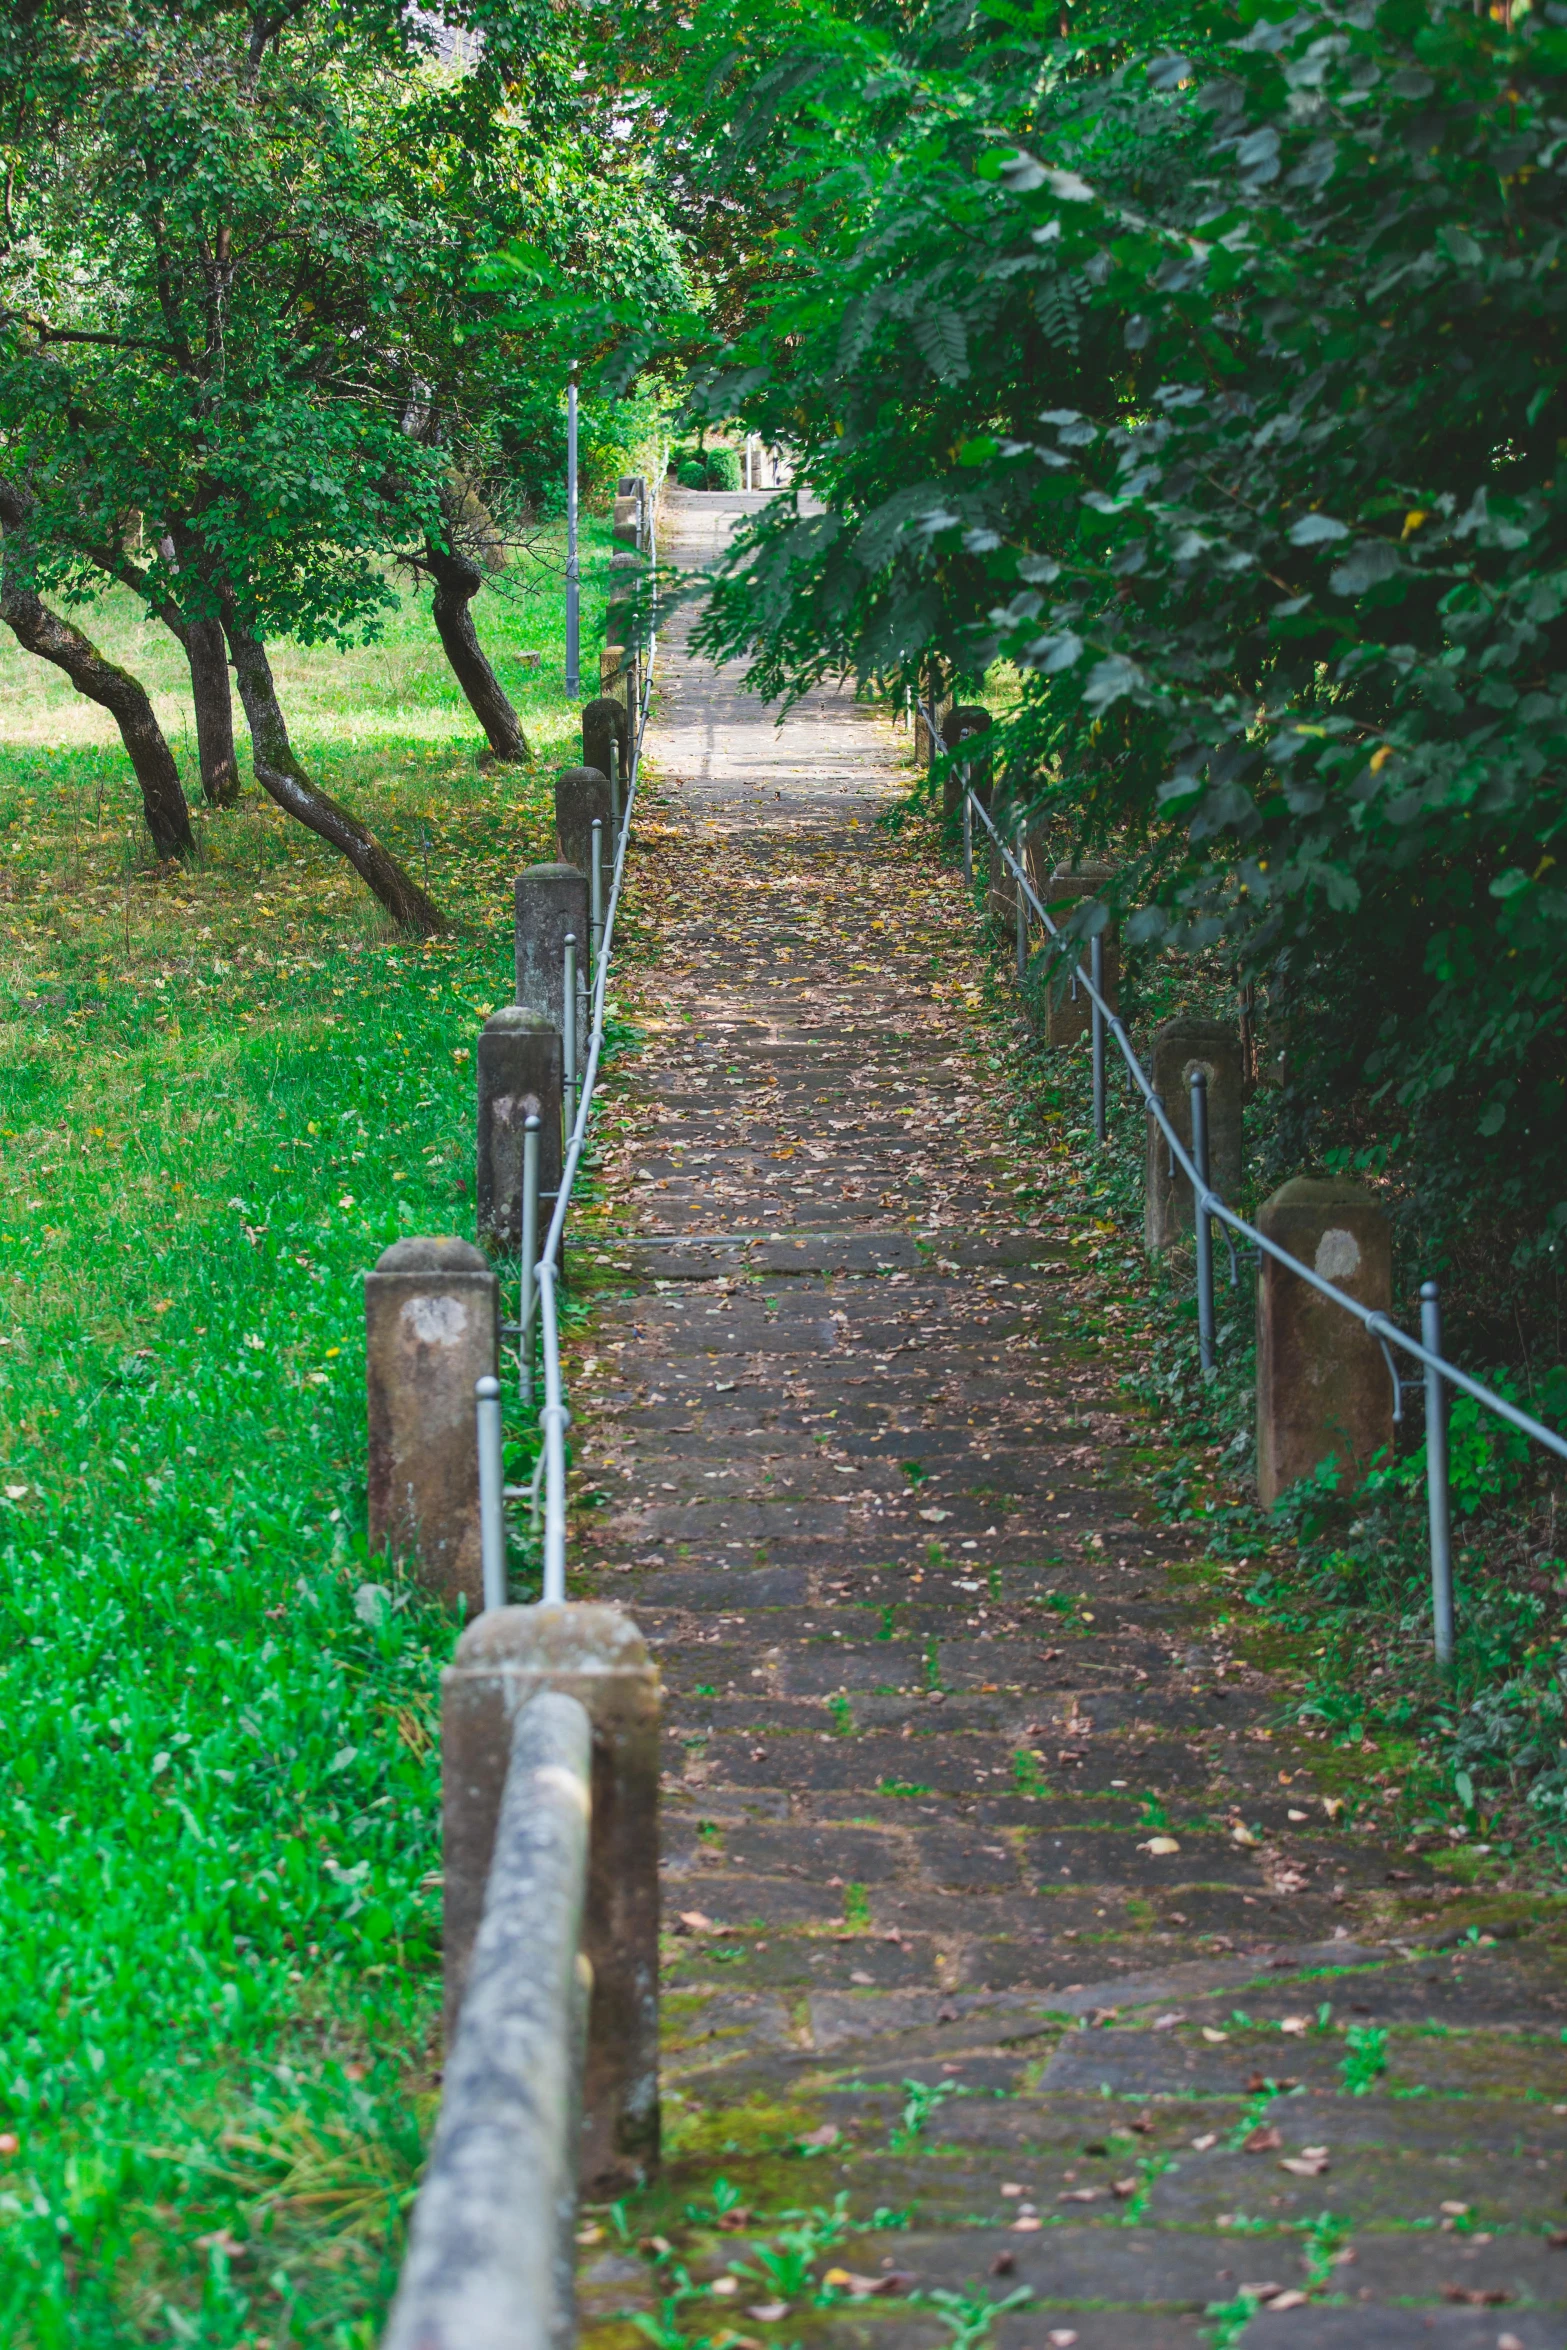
[0,525,613,2343]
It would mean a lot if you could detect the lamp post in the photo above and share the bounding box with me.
[565,362,580,701]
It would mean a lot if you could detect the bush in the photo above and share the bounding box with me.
[705,445,742,491]
[677,459,709,489]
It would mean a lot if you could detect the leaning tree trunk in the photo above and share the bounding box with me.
[223,614,442,936]
[425,542,530,764]
[0,529,193,862]
[182,616,240,806]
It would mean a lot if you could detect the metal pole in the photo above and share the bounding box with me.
[1091,932,1106,1144]
[962,772,973,885]
[565,366,580,701]
[539,1267,569,1606]
[745,434,753,493]
[608,738,620,840]
[519,1113,540,1406]
[1422,1279,1454,1669]
[1190,1069,1215,1376]
[562,933,578,1144]
[1015,834,1028,983]
[477,1375,507,1613]
[590,820,604,979]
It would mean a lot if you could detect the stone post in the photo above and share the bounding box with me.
[1039,864,1118,1046]
[366,1238,499,1610]
[514,861,588,1037]
[941,704,993,827]
[914,682,954,769]
[477,1009,563,1249]
[443,1602,662,2193]
[582,697,630,797]
[554,766,613,874]
[1145,1018,1245,1252]
[1256,1176,1394,1507]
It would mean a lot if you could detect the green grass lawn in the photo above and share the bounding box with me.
[0,524,615,2343]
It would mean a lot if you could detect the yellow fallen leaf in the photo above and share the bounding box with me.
[1201,2027,1229,2044]
[1231,1823,1259,1847]
[1140,1836,1180,1856]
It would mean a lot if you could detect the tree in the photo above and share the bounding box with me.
[663,0,1567,1258]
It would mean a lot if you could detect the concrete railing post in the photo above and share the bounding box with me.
[1040,864,1118,1045]
[941,704,992,829]
[443,1603,662,2194]
[366,1239,499,1610]
[477,1008,563,1251]
[514,862,588,1038]
[553,765,613,876]
[1145,1017,1244,1253]
[582,697,630,812]
[1256,1177,1394,1508]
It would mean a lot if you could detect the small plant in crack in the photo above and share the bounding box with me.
[842,1881,872,1929]
[1013,1747,1050,1798]
[910,2284,1033,2348]
[1341,2024,1388,2095]
[890,2075,964,2151]
[901,1458,929,1486]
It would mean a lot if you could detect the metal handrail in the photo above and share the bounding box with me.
[939,723,1567,1670]
[532,528,659,1605]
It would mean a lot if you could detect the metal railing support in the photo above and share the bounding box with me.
[1014,830,1028,982]
[590,820,605,978]
[961,769,973,886]
[477,1376,507,1613]
[1423,1280,1455,1670]
[519,1114,540,1408]
[562,933,578,1143]
[1091,932,1107,1144]
[1190,1068,1215,1377]
[382,1690,592,2350]
[609,738,620,838]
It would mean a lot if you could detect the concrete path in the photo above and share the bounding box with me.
[574,489,1567,2348]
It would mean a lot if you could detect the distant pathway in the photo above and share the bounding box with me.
[574,488,1567,2347]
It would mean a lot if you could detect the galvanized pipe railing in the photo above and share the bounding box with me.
[476,519,658,1611]
[954,762,1567,1672]
[381,1689,592,2350]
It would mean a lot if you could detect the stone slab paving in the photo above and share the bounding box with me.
[573,489,1567,2347]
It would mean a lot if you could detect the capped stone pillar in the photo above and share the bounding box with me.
[514,861,588,1037]
[1145,1018,1245,1252]
[1040,864,1118,1045]
[941,704,993,827]
[554,765,613,874]
[582,697,630,796]
[1256,1176,1394,1508]
[476,1008,563,1249]
[443,1602,663,2193]
[366,1238,498,1609]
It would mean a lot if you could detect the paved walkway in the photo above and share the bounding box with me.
[575,489,1567,2349]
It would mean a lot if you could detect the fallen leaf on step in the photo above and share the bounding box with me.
[1001,2182,1025,2197]
[1321,1797,1344,1819]
[1152,2012,1187,2031]
[1279,2153,1330,2178]
[1239,2282,1281,2301]
[1439,2285,1512,2306]
[1140,1836,1181,1856]
[795,2125,838,2149]
[918,1507,952,1523]
[1266,2291,1310,2311]
[1440,2201,1471,2217]
[849,1970,874,1985]
[1243,2126,1283,2153]
[1190,2133,1218,2151]
[1011,2213,1044,2229]
[576,2225,604,2245]
[822,2269,912,2298]
[746,2305,789,2323]
[1500,2334,1526,2350]
[1201,2027,1229,2043]
[990,2251,1017,2275]
[1231,1823,1259,1847]
[1111,2177,1139,2198]
[710,2278,739,2297]
[1048,2334,1080,2347]
[678,1911,714,1933]
[1057,2188,1100,2204]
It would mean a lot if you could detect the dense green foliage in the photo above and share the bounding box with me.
[675,0,1567,1263]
